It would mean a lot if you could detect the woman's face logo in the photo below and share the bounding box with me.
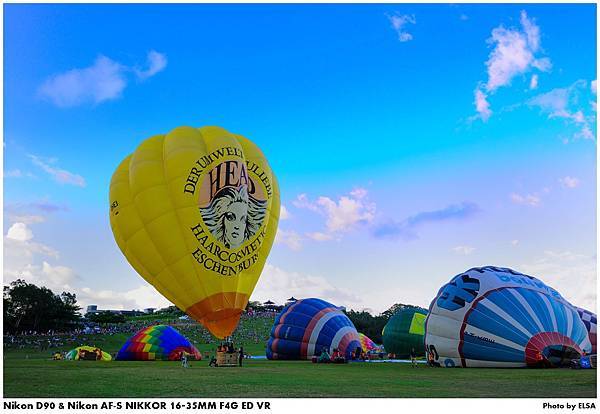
[224,201,247,248]
[198,160,267,249]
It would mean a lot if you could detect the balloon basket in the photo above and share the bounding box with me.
[215,351,239,367]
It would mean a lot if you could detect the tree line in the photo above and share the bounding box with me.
[4,278,426,340]
[3,279,81,334]
[345,303,427,343]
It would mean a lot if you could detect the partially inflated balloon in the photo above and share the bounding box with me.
[425,266,592,368]
[576,307,597,354]
[266,298,361,360]
[382,307,427,358]
[358,333,381,353]
[116,325,201,361]
[109,126,280,338]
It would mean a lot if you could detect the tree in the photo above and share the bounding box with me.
[380,303,425,320]
[3,279,82,334]
[345,303,427,344]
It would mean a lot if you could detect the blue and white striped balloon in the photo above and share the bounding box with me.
[266,298,361,360]
[425,266,592,368]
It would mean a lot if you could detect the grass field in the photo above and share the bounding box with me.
[4,317,596,399]
[4,351,596,398]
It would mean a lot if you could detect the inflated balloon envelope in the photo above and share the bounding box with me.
[109,126,280,338]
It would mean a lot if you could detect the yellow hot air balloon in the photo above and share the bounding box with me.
[109,126,280,338]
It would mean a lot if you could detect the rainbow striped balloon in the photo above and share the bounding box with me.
[116,325,201,361]
[358,333,381,352]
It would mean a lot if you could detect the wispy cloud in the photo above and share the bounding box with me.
[530,74,538,90]
[39,56,126,107]
[474,88,492,121]
[29,154,86,187]
[134,50,168,81]
[253,263,362,309]
[274,228,303,251]
[559,176,580,188]
[473,11,550,121]
[373,201,480,240]
[452,245,475,255]
[39,51,167,107]
[4,169,36,179]
[280,205,291,220]
[387,13,416,42]
[528,80,596,141]
[5,200,69,215]
[510,192,541,207]
[520,250,596,310]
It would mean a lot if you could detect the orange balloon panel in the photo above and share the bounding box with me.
[109,126,280,338]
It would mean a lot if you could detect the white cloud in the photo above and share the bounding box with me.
[592,80,597,95]
[452,245,475,255]
[306,232,334,242]
[530,74,538,90]
[387,13,416,42]
[280,205,291,220]
[29,154,86,187]
[528,80,596,140]
[559,176,580,188]
[252,263,362,308]
[7,222,33,242]
[294,188,376,240]
[41,262,78,289]
[520,250,596,310]
[274,228,303,251]
[39,51,167,107]
[134,50,168,81]
[77,284,172,311]
[511,239,520,246]
[510,192,541,207]
[293,193,320,212]
[39,55,126,107]
[485,11,550,93]
[474,88,492,121]
[473,11,550,120]
[4,169,36,179]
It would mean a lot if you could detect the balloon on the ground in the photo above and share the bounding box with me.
[266,298,361,360]
[382,307,428,358]
[425,266,592,368]
[65,346,112,361]
[116,325,201,361]
[576,307,597,354]
[358,333,381,353]
[109,126,280,339]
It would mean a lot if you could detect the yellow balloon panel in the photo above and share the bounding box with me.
[109,126,280,338]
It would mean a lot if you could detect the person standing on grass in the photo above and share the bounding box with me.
[238,346,244,367]
[410,348,417,367]
[181,352,188,368]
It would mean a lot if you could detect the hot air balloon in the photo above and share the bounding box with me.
[576,307,597,354]
[358,333,381,353]
[382,307,427,358]
[109,126,280,339]
[65,346,112,361]
[266,298,361,360]
[425,266,592,368]
[116,325,201,361]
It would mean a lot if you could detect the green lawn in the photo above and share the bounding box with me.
[4,352,596,398]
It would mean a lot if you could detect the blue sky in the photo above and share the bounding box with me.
[3,4,597,314]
